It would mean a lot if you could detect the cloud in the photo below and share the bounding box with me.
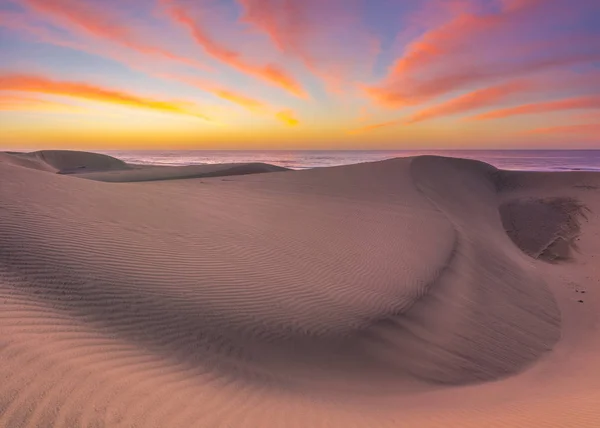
[573,111,600,122]
[0,73,211,119]
[389,1,541,77]
[473,95,600,120]
[237,0,379,91]
[2,9,297,123]
[0,94,87,113]
[526,123,600,136]
[20,0,210,71]
[2,7,298,126]
[351,79,535,133]
[406,79,534,123]
[348,119,402,134]
[161,73,297,124]
[0,10,157,72]
[367,50,600,108]
[366,0,600,107]
[210,89,267,112]
[275,109,299,126]
[162,0,306,97]
[2,10,281,120]
[357,106,374,123]
[238,0,313,54]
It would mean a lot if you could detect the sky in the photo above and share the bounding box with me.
[0,0,599,149]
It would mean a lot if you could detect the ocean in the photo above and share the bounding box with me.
[98,150,600,172]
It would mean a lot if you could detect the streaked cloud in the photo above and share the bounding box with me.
[237,0,380,91]
[211,89,267,112]
[473,95,600,120]
[164,74,298,124]
[366,0,600,107]
[1,9,289,123]
[0,94,87,113]
[162,0,306,97]
[0,74,211,119]
[406,80,535,124]
[351,79,535,133]
[20,0,210,71]
[526,123,600,137]
[275,109,299,126]
[349,119,402,134]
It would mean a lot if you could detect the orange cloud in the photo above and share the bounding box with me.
[275,109,299,126]
[2,11,260,117]
[163,0,306,98]
[162,73,299,125]
[474,95,600,120]
[0,94,87,113]
[211,89,266,112]
[348,119,402,134]
[163,73,264,110]
[21,0,210,71]
[3,7,287,122]
[526,123,600,137]
[406,80,535,124]
[350,79,535,133]
[4,11,290,125]
[573,111,600,122]
[0,74,210,120]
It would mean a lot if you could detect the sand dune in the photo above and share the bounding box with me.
[1,151,599,427]
[0,150,131,173]
[0,150,288,182]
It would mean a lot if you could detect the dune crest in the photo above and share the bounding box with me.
[0,150,288,182]
[0,150,130,173]
[1,151,599,427]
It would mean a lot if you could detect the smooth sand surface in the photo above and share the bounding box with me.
[1,150,599,427]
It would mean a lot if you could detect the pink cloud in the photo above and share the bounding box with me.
[162,0,306,98]
[350,79,537,133]
[474,95,600,120]
[237,0,380,92]
[2,9,299,123]
[526,123,600,137]
[366,0,600,107]
[406,79,535,124]
[19,0,211,71]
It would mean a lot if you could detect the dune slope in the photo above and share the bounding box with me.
[0,152,599,427]
[0,150,288,182]
[0,150,131,173]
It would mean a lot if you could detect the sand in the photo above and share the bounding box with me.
[0,150,599,427]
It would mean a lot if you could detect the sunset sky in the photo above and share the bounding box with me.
[0,0,599,149]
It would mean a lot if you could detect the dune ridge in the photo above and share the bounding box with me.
[1,151,599,427]
[0,150,288,181]
[0,150,131,173]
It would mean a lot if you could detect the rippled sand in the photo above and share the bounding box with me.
[1,150,599,427]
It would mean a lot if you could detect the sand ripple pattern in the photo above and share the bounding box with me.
[0,152,563,427]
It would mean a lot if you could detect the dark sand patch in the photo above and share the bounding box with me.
[500,197,589,262]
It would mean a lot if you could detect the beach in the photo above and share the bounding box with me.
[1,150,599,427]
